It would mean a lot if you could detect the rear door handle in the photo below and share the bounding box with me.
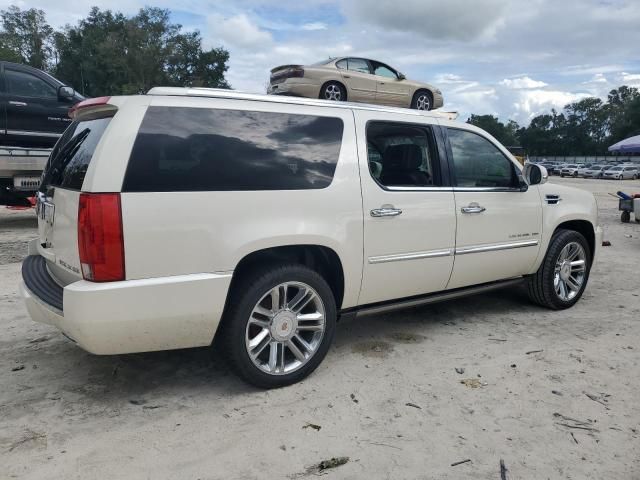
[461,202,486,214]
[9,101,27,107]
[371,207,402,217]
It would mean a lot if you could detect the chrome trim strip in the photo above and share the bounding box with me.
[452,187,522,192]
[369,248,453,264]
[455,239,539,255]
[355,277,525,317]
[386,186,454,192]
[6,130,61,138]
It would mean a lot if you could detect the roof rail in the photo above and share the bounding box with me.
[147,87,459,121]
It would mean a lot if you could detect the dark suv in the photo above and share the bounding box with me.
[0,61,84,148]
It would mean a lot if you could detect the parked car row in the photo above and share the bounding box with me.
[532,161,639,180]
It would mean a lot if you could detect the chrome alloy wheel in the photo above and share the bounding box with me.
[554,241,587,301]
[245,282,326,375]
[323,84,342,101]
[416,93,431,110]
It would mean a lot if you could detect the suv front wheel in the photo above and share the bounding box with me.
[527,229,591,310]
[220,264,337,388]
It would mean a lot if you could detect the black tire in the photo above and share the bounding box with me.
[621,211,631,223]
[527,229,591,310]
[319,81,346,102]
[573,171,578,177]
[220,264,337,388]
[411,90,433,110]
[560,173,565,178]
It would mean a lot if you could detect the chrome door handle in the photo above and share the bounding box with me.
[461,203,486,214]
[371,207,403,217]
[9,101,27,107]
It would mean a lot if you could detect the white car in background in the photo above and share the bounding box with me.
[582,165,606,178]
[602,165,639,180]
[576,164,593,176]
[560,164,580,177]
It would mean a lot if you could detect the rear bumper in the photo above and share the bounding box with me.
[268,80,321,98]
[21,255,232,354]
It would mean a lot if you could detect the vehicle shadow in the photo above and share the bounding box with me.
[13,287,535,408]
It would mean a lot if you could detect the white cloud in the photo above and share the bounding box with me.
[346,0,509,41]
[207,13,272,49]
[511,90,589,120]
[500,77,548,89]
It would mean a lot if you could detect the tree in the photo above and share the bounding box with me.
[607,86,640,143]
[466,114,520,146]
[54,7,230,97]
[0,6,53,69]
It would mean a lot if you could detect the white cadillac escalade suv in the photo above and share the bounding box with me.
[21,88,603,388]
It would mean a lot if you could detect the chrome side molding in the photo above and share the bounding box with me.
[455,239,539,255]
[369,248,454,264]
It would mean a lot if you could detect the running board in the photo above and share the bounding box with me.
[341,277,525,319]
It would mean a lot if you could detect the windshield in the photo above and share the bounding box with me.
[610,166,622,171]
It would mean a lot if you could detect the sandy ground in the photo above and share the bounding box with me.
[1,177,639,480]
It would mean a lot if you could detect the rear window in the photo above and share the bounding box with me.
[40,116,112,192]
[123,107,344,192]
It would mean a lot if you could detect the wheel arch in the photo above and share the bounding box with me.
[553,219,596,261]
[412,88,434,104]
[228,244,346,310]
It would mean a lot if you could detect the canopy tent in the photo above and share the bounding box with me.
[608,134,640,153]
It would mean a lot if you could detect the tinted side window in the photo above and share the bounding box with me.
[447,128,517,188]
[6,69,57,98]
[347,58,371,74]
[40,117,112,191]
[367,121,439,188]
[123,107,344,192]
[372,62,397,79]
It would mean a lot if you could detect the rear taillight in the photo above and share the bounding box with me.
[289,67,304,78]
[270,67,304,82]
[78,193,125,282]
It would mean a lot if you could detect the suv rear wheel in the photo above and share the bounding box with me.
[527,229,591,310]
[221,264,336,388]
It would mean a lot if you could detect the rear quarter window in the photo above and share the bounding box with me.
[123,107,344,192]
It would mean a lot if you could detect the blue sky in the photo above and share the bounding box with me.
[6,0,640,125]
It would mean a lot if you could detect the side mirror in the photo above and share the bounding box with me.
[58,85,75,100]
[397,73,406,80]
[523,163,548,186]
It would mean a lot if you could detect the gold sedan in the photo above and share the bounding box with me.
[268,57,444,111]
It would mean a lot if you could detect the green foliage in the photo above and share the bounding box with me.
[0,6,53,69]
[466,114,520,146]
[469,86,640,155]
[0,6,230,97]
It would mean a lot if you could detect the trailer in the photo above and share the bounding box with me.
[0,147,50,206]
